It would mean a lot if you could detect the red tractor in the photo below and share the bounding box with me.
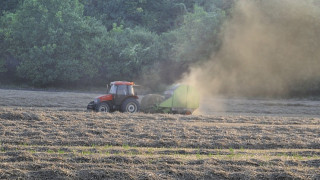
[87,81,140,113]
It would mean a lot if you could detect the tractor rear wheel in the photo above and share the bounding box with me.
[121,98,139,113]
[96,102,110,112]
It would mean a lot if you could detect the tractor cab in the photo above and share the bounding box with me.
[108,81,135,95]
[108,81,136,105]
[87,81,139,113]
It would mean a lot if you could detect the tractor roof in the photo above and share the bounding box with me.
[111,81,134,86]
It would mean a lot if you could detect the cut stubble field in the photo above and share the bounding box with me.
[0,89,319,179]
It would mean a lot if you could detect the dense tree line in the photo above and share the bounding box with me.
[1,0,320,96]
[0,0,229,89]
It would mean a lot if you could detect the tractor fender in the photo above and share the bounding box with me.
[120,96,139,105]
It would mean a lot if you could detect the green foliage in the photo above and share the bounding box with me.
[122,144,130,149]
[2,0,107,86]
[47,149,55,153]
[83,0,146,30]
[145,5,227,87]
[83,0,189,33]
[170,5,226,63]
[0,0,23,15]
[0,0,232,89]
[97,26,162,82]
[138,1,187,33]
[196,0,235,12]
[0,26,6,73]
[0,59,6,73]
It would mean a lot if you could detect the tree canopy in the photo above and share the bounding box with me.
[0,0,230,89]
[2,0,319,96]
[1,0,107,85]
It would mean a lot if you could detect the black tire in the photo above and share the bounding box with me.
[96,102,110,112]
[121,98,140,113]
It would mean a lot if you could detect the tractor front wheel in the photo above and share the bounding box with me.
[96,102,110,112]
[121,98,140,113]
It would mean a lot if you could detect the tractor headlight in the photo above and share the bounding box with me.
[94,98,100,104]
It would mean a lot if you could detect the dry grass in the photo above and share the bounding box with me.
[0,89,319,179]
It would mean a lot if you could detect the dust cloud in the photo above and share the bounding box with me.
[181,0,320,97]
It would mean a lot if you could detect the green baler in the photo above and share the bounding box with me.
[141,84,200,114]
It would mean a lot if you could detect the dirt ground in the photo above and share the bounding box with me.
[0,89,319,179]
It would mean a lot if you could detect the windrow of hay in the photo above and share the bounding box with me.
[0,108,319,149]
[0,88,319,179]
[0,144,319,179]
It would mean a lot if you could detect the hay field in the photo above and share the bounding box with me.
[0,89,319,179]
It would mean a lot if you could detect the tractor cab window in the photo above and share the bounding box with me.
[117,85,128,95]
[128,85,134,95]
[109,84,117,94]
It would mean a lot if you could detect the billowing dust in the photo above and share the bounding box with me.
[181,0,320,98]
